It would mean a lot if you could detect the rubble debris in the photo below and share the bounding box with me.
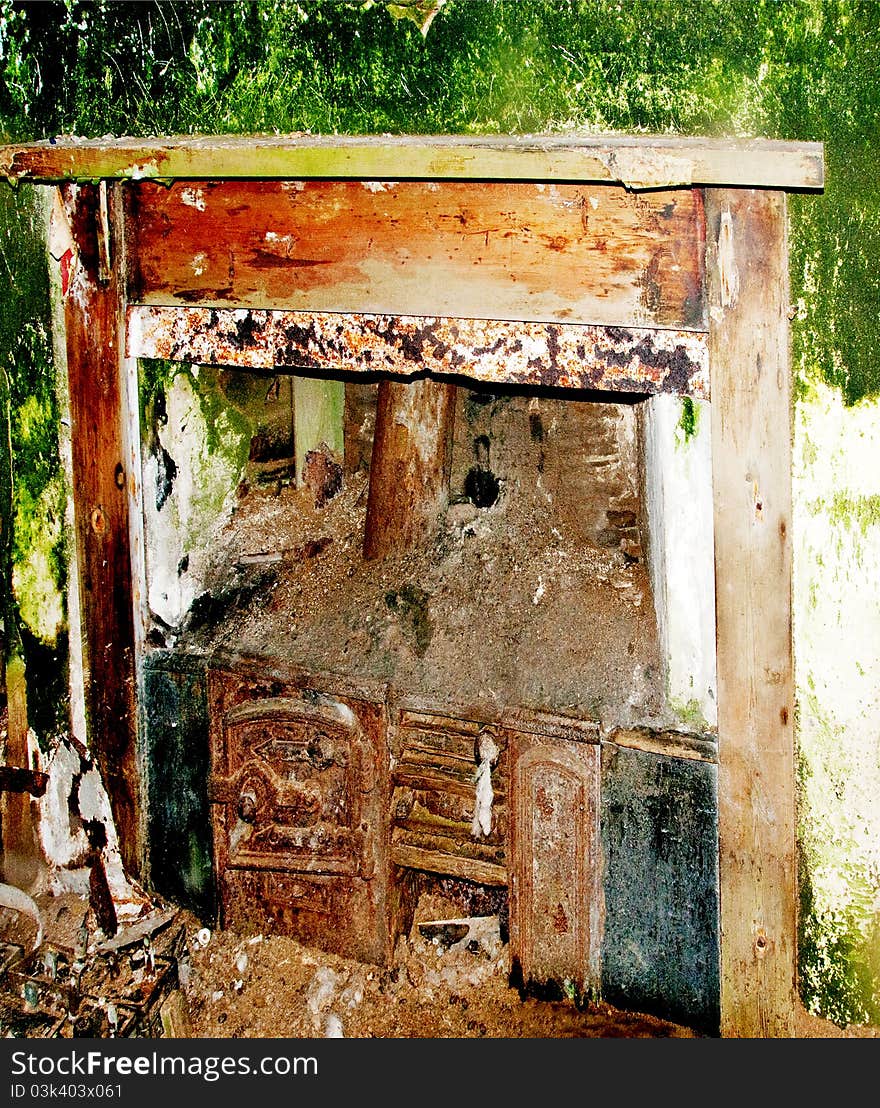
[94,905,178,954]
[0,891,188,1039]
[418,916,503,958]
[302,443,343,508]
[0,882,44,951]
[306,965,342,1031]
[0,887,704,1038]
[324,1013,344,1037]
[185,449,669,730]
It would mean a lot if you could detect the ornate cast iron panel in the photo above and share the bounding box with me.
[509,736,602,1001]
[207,662,391,964]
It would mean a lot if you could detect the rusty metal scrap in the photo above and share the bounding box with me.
[128,305,709,399]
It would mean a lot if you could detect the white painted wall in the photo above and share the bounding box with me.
[793,383,880,1018]
[142,370,244,629]
[640,394,717,729]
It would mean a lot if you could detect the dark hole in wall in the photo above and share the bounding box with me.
[463,434,500,508]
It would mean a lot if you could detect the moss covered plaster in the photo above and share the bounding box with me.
[675,396,699,448]
[793,383,880,1026]
[140,361,256,629]
[0,179,69,739]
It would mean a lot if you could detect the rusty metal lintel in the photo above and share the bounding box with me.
[127,305,709,399]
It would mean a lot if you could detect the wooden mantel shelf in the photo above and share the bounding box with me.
[0,132,824,190]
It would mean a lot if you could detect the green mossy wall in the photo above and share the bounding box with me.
[0,179,69,747]
[2,0,878,1027]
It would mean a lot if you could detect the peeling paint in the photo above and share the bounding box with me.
[126,159,161,180]
[605,149,694,190]
[717,210,740,309]
[128,305,709,400]
[180,187,206,210]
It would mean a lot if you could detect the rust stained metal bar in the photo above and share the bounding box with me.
[127,305,709,399]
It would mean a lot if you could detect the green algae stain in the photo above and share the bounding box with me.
[675,396,699,448]
[0,183,67,648]
[0,179,69,744]
[668,696,710,734]
[826,492,880,536]
[141,358,253,477]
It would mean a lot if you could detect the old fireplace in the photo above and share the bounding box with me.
[0,132,824,1036]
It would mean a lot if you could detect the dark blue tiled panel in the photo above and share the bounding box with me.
[601,744,719,1035]
[143,650,216,924]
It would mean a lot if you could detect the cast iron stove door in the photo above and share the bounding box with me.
[208,666,389,963]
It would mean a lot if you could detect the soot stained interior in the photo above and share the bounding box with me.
[155,370,668,732]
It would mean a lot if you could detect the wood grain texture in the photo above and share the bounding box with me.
[0,133,824,190]
[389,843,507,886]
[293,376,344,487]
[363,378,456,560]
[389,707,508,884]
[0,654,41,888]
[705,187,797,1037]
[61,182,141,878]
[124,179,707,330]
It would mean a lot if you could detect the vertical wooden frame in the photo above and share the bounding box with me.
[62,181,141,877]
[705,188,797,1036]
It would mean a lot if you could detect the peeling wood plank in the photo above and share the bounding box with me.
[392,767,485,799]
[706,188,797,1037]
[0,133,824,191]
[501,706,600,745]
[0,765,49,796]
[390,843,507,887]
[127,306,710,399]
[61,182,141,879]
[606,727,717,764]
[124,179,706,330]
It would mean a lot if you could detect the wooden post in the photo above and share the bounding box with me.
[363,378,456,560]
[61,182,141,878]
[0,653,42,889]
[705,188,797,1036]
[293,376,344,484]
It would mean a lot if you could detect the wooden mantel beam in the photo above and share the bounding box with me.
[1,133,823,191]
